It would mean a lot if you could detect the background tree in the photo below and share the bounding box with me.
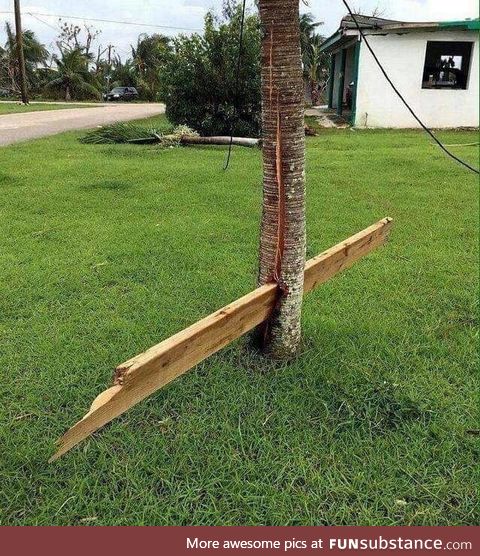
[303,32,328,105]
[299,12,319,66]
[46,48,100,101]
[160,2,322,136]
[92,45,110,78]
[37,20,111,100]
[110,56,137,88]
[0,43,5,85]
[256,0,306,357]
[56,21,101,57]
[352,4,387,17]
[131,33,172,101]
[160,5,261,136]
[0,23,48,95]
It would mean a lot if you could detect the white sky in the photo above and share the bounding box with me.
[0,0,478,59]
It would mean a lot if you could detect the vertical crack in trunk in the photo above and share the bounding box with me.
[269,27,274,107]
[274,95,286,284]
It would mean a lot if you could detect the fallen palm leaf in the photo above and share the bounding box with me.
[80,123,259,148]
[80,122,166,144]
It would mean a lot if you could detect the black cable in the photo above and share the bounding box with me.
[26,12,60,32]
[341,0,479,175]
[224,0,247,171]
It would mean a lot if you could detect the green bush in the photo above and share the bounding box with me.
[160,5,261,137]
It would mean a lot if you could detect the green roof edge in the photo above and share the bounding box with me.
[439,19,480,30]
[319,31,342,53]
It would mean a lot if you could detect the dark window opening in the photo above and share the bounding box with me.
[422,41,473,90]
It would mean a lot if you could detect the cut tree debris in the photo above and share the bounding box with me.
[130,135,260,147]
[50,217,393,462]
[80,123,260,148]
[80,123,316,147]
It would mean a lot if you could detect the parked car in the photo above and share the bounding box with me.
[0,88,10,97]
[104,87,139,102]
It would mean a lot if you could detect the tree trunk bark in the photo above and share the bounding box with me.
[311,80,319,106]
[256,0,306,358]
[127,135,260,147]
[179,136,260,147]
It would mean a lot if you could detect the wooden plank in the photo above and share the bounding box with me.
[50,217,392,462]
[304,217,393,292]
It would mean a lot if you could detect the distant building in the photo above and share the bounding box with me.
[320,15,480,128]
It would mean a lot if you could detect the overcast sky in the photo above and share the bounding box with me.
[0,0,478,59]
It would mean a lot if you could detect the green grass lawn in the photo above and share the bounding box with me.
[0,102,94,115]
[0,117,478,525]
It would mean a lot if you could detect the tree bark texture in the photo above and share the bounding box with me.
[256,0,306,358]
[180,136,260,147]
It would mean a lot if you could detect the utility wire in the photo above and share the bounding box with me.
[0,11,202,32]
[26,12,60,32]
[224,0,247,170]
[341,0,479,175]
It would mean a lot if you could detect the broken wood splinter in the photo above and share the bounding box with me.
[50,217,393,462]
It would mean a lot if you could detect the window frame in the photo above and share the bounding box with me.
[421,40,474,91]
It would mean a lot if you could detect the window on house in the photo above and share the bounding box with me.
[422,41,473,89]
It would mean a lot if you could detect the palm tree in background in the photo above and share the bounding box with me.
[46,48,100,101]
[304,33,328,105]
[299,13,316,55]
[131,33,172,101]
[299,13,323,67]
[110,56,137,88]
[0,22,48,94]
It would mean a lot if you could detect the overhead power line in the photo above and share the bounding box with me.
[0,11,202,32]
[26,12,60,32]
[224,0,247,170]
[341,0,479,175]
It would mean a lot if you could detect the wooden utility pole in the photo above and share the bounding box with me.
[106,44,113,93]
[14,0,28,104]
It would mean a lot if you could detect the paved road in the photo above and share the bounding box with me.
[0,100,108,105]
[0,103,165,146]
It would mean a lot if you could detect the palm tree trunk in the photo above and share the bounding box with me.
[311,79,319,105]
[256,0,306,358]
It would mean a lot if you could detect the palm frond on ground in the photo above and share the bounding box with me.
[80,122,162,144]
[80,122,199,145]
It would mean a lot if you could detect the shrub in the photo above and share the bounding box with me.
[160,4,261,137]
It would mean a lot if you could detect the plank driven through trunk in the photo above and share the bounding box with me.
[50,217,393,462]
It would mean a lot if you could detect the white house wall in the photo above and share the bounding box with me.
[354,30,479,128]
